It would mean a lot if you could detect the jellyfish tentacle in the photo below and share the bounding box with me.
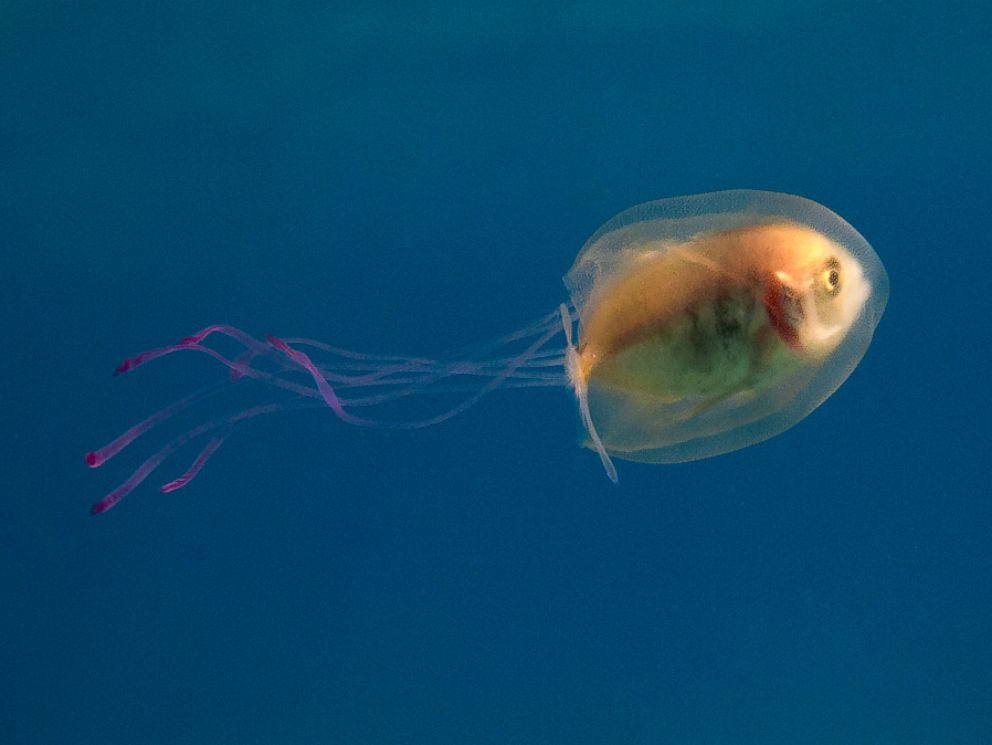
[266,335,376,426]
[159,436,226,493]
[89,308,572,512]
[89,399,315,514]
[85,385,222,468]
[114,324,268,375]
[87,328,564,474]
[86,347,324,470]
[90,444,177,514]
[281,337,431,363]
[228,347,259,381]
[266,314,564,430]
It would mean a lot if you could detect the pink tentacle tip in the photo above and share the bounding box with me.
[90,499,111,515]
[114,358,135,375]
[85,451,103,468]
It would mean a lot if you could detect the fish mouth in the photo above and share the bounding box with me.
[763,272,804,350]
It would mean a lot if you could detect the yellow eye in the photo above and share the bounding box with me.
[820,258,842,296]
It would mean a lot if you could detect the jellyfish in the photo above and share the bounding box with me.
[86,190,888,514]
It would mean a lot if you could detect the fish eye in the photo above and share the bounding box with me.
[820,258,842,296]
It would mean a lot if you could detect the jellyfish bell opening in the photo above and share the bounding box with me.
[561,303,618,483]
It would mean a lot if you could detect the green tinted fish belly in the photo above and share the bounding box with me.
[590,287,797,399]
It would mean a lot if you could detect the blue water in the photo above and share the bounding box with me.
[3,3,990,743]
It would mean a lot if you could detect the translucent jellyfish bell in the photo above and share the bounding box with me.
[86,190,887,513]
[562,190,889,475]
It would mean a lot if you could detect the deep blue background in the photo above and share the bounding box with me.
[3,3,990,743]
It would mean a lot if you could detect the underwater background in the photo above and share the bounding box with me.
[2,2,990,743]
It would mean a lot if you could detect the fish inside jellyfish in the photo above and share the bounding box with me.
[86,190,888,514]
